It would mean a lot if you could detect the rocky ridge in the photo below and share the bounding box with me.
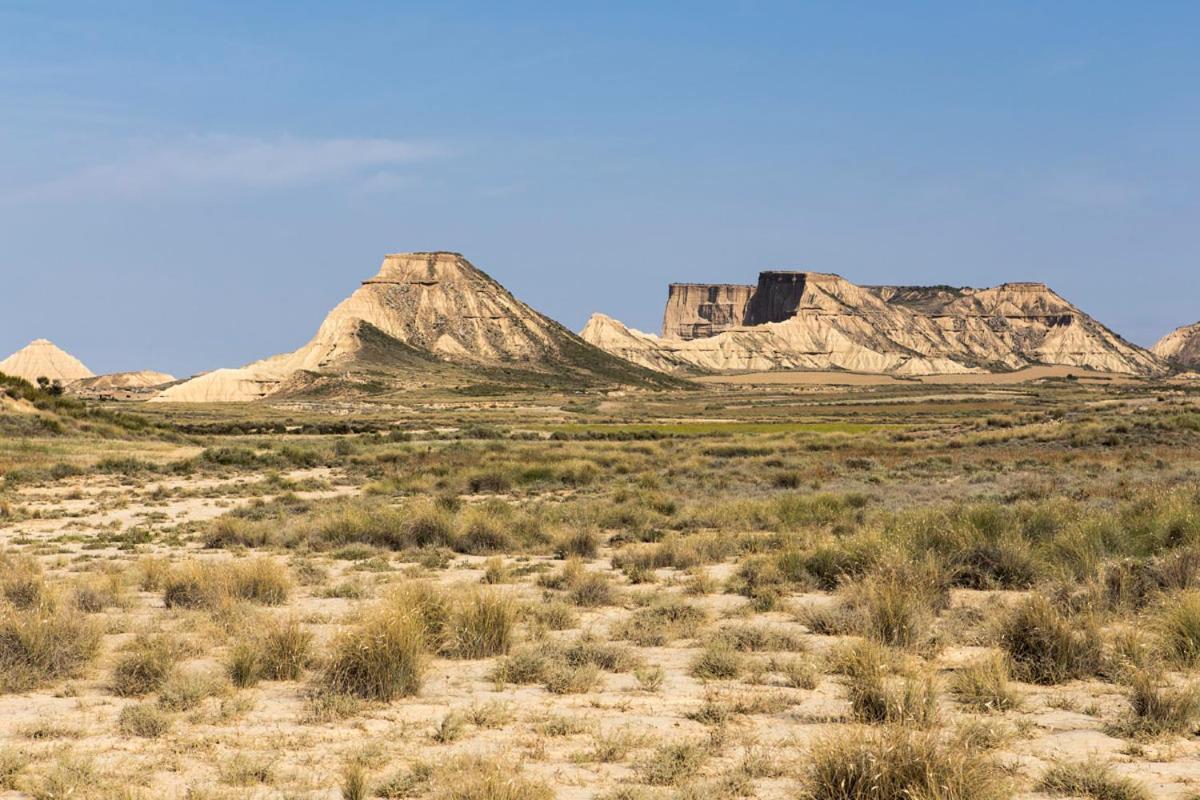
[155,252,668,402]
[1153,322,1200,370]
[584,271,1164,377]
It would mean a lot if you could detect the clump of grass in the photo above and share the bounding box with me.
[1157,590,1200,667]
[118,702,171,738]
[636,739,710,786]
[998,594,1104,684]
[950,654,1021,713]
[546,662,602,694]
[112,633,186,696]
[162,558,291,609]
[574,728,651,763]
[556,526,601,559]
[0,553,47,609]
[432,756,553,800]
[70,571,126,613]
[0,602,101,692]
[227,617,313,686]
[321,606,425,700]
[491,646,554,686]
[842,557,950,650]
[227,638,264,688]
[563,635,640,672]
[636,665,665,691]
[777,656,819,690]
[340,762,369,800]
[220,753,275,786]
[526,600,578,631]
[845,661,940,727]
[0,747,27,790]
[454,505,512,553]
[710,622,806,653]
[481,557,512,584]
[441,588,515,659]
[158,668,225,712]
[540,558,619,606]
[614,597,708,646]
[1038,758,1149,800]
[690,644,745,680]
[26,755,97,800]
[1115,671,1200,738]
[803,727,1007,800]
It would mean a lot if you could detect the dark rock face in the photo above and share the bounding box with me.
[744,272,811,326]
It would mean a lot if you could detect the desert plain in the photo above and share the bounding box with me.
[2,372,1200,800]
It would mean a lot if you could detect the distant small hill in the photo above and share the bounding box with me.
[1153,322,1200,370]
[0,339,93,385]
[155,251,677,403]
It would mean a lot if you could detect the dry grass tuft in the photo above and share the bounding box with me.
[1038,758,1150,800]
[321,606,425,700]
[803,727,1007,800]
[0,602,101,692]
[950,654,1021,713]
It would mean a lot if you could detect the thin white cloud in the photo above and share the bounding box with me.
[13,135,444,201]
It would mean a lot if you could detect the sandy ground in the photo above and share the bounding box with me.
[2,465,1199,798]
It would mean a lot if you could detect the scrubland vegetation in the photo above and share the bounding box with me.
[2,376,1200,797]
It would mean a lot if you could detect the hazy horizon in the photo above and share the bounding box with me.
[2,2,1197,376]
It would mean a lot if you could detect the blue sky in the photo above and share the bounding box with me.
[1,2,1197,376]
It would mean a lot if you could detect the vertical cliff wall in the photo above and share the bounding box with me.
[744,272,812,326]
[662,283,755,340]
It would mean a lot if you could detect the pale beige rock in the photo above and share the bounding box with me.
[584,271,1165,377]
[156,252,651,403]
[0,339,94,384]
[1153,321,1200,369]
[662,283,755,340]
[72,370,176,390]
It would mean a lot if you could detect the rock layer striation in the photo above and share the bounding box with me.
[583,270,1164,377]
[1153,322,1200,370]
[155,252,666,402]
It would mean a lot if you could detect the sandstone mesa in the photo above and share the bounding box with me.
[582,270,1166,377]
